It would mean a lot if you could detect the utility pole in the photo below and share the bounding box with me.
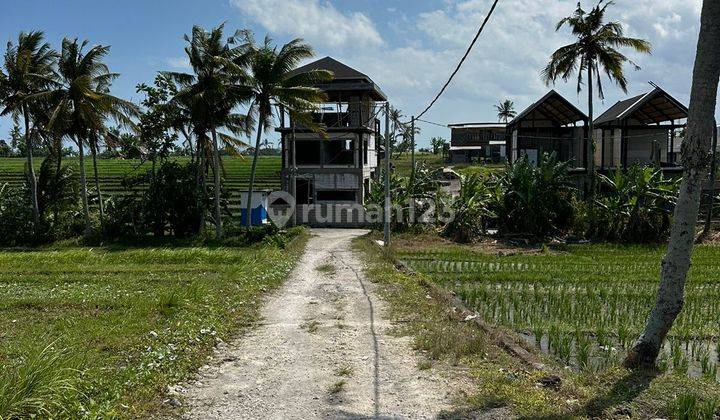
[384,102,391,246]
[703,121,718,236]
[410,116,416,225]
[410,116,416,180]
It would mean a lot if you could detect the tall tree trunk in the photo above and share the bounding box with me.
[196,136,205,235]
[624,0,720,368]
[55,135,63,179]
[587,62,596,223]
[23,106,40,231]
[587,63,596,196]
[246,116,265,229]
[76,136,92,236]
[211,128,223,239]
[90,140,105,232]
[181,126,194,164]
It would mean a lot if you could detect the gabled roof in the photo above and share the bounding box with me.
[289,56,371,81]
[508,90,587,128]
[594,86,688,126]
[287,56,387,101]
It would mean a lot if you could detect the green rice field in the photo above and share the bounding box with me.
[0,233,306,418]
[398,241,720,378]
[0,156,282,214]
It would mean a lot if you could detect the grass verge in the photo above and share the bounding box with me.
[0,229,308,418]
[355,232,720,418]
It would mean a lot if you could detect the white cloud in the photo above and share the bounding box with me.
[165,56,190,70]
[230,0,383,50]
[235,0,708,145]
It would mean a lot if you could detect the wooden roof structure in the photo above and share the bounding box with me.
[289,56,387,101]
[507,90,588,129]
[594,86,688,127]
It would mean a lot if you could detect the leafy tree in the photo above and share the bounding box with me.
[625,0,720,368]
[164,24,252,238]
[45,38,139,235]
[0,31,57,230]
[542,0,651,208]
[430,137,447,155]
[239,33,331,228]
[494,99,516,123]
[136,78,180,172]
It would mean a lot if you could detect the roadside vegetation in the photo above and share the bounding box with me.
[0,229,307,418]
[359,234,720,418]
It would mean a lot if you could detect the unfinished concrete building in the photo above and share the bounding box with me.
[276,57,386,227]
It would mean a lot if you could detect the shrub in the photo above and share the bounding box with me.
[443,174,497,243]
[105,161,204,239]
[588,166,678,242]
[0,156,84,246]
[36,155,84,241]
[143,161,203,237]
[0,183,34,246]
[366,162,443,231]
[495,153,576,238]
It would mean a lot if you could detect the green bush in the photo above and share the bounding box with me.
[443,174,497,243]
[0,183,34,246]
[0,156,83,246]
[587,166,678,242]
[105,161,203,239]
[495,153,576,238]
[366,162,442,231]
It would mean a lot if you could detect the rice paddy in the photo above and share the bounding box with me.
[0,232,305,418]
[398,242,720,378]
[0,156,282,214]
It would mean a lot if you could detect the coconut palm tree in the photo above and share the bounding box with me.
[624,0,720,368]
[239,34,331,228]
[542,0,651,199]
[164,24,252,239]
[44,38,139,235]
[0,31,57,231]
[494,99,516,123]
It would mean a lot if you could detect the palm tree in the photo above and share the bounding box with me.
[494,99,516,123]
[240,34,331,228]
[542,0,651,198]
[0,31,57,231]
[164,24,252,239]
[45,38,139,235]
[624,0,720,368]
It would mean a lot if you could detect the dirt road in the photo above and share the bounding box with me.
[179,229,463,419]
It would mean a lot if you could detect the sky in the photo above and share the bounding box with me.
[0,0,711,148]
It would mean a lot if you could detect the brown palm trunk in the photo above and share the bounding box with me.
[90,140,105,232]
[23,106,40,230]
[624,0,720,368]
[246,115,265,229]
[196,136,205,235]
[211,128,223,239]
[76,136,91,236]
[587,62,596,228]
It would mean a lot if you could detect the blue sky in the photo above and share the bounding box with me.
[0,0,711,147]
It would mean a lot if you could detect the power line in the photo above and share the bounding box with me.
[414,0,501,121]
[416,118,448,128]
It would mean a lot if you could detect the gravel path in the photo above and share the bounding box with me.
[179,229,465,419]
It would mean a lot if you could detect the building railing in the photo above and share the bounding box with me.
[281,110,380,131]
[451,132,508,146]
